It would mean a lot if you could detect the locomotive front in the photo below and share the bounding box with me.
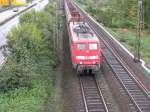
[65,0,101,74]
[70,22,101,74]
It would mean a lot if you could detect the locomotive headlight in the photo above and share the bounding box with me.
[80,62,82,64]
[86,50,89,53]
[76,56,85,60]
[90,56,98,59]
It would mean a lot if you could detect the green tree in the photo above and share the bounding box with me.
[7,23,43,63]
[144,0,150,28]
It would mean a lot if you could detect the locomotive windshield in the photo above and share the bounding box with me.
[77,43,86,50]
[89,43,97,50]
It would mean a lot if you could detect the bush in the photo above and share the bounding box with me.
[0,23,44,92]
[7,23,43,63]
[0,2,60,112]
[0,62,32,92]
[20,9,55,50]
[77,0,138,28]
[0,3,59,93]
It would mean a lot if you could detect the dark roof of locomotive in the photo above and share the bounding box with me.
[70,22,99,43]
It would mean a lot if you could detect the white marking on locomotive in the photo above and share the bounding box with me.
[76,56,86,60]
[76,56,98,60]
[90,56,98,59]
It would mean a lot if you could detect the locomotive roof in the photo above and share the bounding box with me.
[70,22,99,43]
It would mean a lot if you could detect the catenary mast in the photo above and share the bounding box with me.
[134,0,144,62]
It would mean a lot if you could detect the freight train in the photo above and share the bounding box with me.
[64,0,101,74]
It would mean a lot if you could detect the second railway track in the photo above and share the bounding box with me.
[73,2,150,112]
[79,75,109,112]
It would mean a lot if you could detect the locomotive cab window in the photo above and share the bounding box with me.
[77,44,86,50]
[89,43,97,50]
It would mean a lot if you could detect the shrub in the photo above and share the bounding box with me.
[0,23,43,92]
[0,61,31,92]
[7,23,43,62]
[20,9,55,50]
[0,2,59,94]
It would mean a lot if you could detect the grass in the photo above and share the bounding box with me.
[0,74,52,112]
[45,67,62,112]
[105,28,136,51]
[106,27,150,67]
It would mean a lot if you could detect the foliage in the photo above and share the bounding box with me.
[77,0,150,29]
[107,28,150,65]
[144,0,150,28]
[19,6,56,51]
[7,23,43,62]
[0,23,44,92]
[0,0,62,110]
[0,75,51,112]
[0,2,58,110]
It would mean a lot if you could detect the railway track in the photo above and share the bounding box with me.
[99,41,150,112]
[79,75,109,112]
[73,2,150,112]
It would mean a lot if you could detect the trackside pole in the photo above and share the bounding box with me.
[134,0,144,62]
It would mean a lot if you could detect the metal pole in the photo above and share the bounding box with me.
[134,0,143,62]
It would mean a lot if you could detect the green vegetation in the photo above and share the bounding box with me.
[106,28,150,63]
[0,77,51,112]
[77,0,150,66]
[77,0,150,29]
[45,67,62,112]
[0,1,60,112]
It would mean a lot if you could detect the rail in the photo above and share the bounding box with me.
[79,75,109,112]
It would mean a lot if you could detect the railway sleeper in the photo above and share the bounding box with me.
[111,68,124,71]
[128,90,141,92]
[86,96,101,99]
[133,97,149,101]
[121,79,133,82]
[114,71,127,74]
[123,81,136,84]
[87,102,103,105]
[84,87,97,89]
[129,91,145,95]
[87,99,102,102]
[124,85,139,88]
[136,100,150,104]
[140,107,150,111]
[84,88,97,91]
[85,91,99,94]
[88,104,105,108]
[138,104,150,107]
[87,108,105,112]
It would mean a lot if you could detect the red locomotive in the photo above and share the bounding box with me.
[64,0,101,74]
